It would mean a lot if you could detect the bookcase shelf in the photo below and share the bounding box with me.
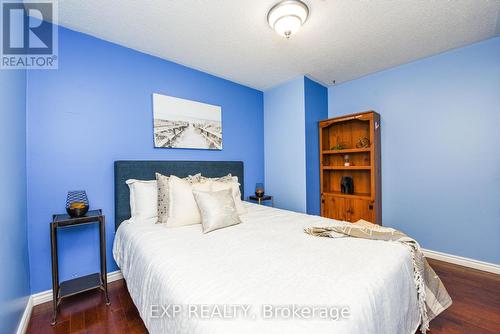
[319,111,381,225]
[322,148,371,154]
[323,192,372,200]
[322,166,372,170]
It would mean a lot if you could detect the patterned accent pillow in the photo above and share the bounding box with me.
[199,173,235,183]
[155,173,201,224]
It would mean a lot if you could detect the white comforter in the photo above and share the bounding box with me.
[113,203,420,334]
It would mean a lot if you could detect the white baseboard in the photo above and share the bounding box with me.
[32,270,123,306]
[108,270,124,282]
[423,248,500,275]
[15,296,33,334]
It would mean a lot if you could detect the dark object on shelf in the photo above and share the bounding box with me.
[66,190,89,217]
[255,183,265,198]
[356,137,370,148]
[248,195,274,207]
[341,176,354,194]
[50,209,109,325]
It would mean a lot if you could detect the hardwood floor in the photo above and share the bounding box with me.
[426,259,500,334]
[26,279,148,334]
[26,259,500,334]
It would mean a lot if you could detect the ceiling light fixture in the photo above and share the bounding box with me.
[267,0,309,39]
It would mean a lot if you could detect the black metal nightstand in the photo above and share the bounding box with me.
[50,209,110,325]
[248,195,274,207]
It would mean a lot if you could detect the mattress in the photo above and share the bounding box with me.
[113,203,420,334]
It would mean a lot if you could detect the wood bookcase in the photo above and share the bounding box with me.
[319,111,381,224]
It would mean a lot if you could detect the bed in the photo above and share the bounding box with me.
[113,161,420,334]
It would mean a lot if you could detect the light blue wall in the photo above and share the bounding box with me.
[264,77,306,212]
[328,37,500,264]
[304,77,328,215]
[264,76,327,214]
[0,70,31,333]
[26,26,264,293]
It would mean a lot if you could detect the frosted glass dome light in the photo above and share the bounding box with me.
[267,0,309,38]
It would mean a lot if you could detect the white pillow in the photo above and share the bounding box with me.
[167,175,211,227]
[211,180,247,215]
[126,179,158,222]
[155,173,202,224]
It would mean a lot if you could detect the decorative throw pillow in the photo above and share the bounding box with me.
[167,175,211,227]
[126,179,158,222]
[199,173,234,183]
[156,173,201,224]
[193,189,241,233]
[211,179,247,215]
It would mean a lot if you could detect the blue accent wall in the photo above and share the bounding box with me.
[26,26,264,293]
[0,70,31,333]
[304,77,328,215]
[328,37,500,264]
[264,77,306,212]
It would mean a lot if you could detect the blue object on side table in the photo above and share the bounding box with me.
[66,190,89,217]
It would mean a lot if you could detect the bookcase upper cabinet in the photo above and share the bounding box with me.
[319,111,381,225]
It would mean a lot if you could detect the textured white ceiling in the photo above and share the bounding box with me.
[56,0,500,90]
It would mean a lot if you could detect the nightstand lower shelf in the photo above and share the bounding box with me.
[59,273,102,299]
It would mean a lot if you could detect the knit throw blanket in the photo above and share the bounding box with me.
[304,220,452,333]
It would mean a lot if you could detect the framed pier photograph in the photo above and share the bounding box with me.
[152,93,222,150]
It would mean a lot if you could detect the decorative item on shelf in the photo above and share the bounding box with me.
[255,183,265,198]
[341,177,354,195]
[356,137,370,148]
[66,190,89,218]
[343,154,350,166]
[331,143,346,150]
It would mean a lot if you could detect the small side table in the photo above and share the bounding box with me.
[50,209,110,325]
[248,195,274,207]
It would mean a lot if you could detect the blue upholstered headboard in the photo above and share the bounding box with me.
[114,160,244,230]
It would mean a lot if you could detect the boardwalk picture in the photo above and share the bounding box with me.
[153,93,222,150]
